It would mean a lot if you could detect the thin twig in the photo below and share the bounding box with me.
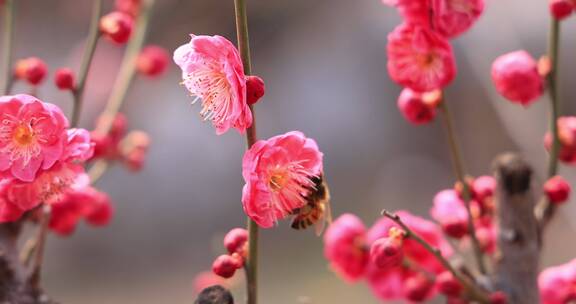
[88,159,109,184]
[536,18,561,229]
[438,100,487,275]
[233,0,259,303]
[70,0,103,127]
[1,0,15,95]
[28,205,51,295]
[96,0,155,135]
[381,210,490,303]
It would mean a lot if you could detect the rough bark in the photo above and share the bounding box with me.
[493,153,540,304]
[0,222,53,304]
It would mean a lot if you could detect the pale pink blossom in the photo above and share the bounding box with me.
[174,35,252,135]
[431,189,468,238]
[241,131,323,228]
[323,214,370,282]
[388,23,456,92]
[431,0,485,38]
[491,50,544,106]
[63,128,94,163]
[539,259,576,304]
[0,94,68,182]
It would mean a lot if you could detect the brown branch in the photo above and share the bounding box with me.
[381,210,490,303]
[493,153,540,304]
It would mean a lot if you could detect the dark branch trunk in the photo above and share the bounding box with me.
[492,153,540,304]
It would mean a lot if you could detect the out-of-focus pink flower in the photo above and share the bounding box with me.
[323,214,369,282]
[223,228,248,256]
[50,185,112,235]
[370,227,404,269]
[119,130,150,172]
[388,23,456,92]
[245,75,265,105]
[91,113,127,160]
[549,0,574,20]
[63,129,94,163]
[0,94,68,182]
[475,218,496,254]
[490,291,509,304]
[115,0,140,17]
[539,259,576,304]
[54,68,75,90]
[403,272,435,302]
[431,189,468,238]
[368,211,453,275]
[397,88,436,125]
[472,175,496,206]
[382,0,431,26]
[437,271,462,297]
[545,116,576,164]
[367,263,411,301]
[100,12,134,44]
[0,180,26,222]
[137,45,169,77]
[544,175,571,205]
[431,0,485,38]
[14,57,48,85]
[491,50,544,106]
[173,35,252,135]
[241,131,323,228]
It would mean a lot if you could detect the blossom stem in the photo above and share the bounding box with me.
[70,0,103,127]
[1,0,15,95]
[381,210,490,303]
[437,100,487,275]
[536,18,561,228]
[233,0,259,303]
[96,0,154,135]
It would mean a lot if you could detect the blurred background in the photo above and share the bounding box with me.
[2,0,576,303]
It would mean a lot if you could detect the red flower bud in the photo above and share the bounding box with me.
[246,75,265,105]
[549,0,574,20]
[369,228,404,269]
[54,68,75,90]
[490,291,508,304]
[437,271,462,297]
[99,12,133,44]
[544,175,571,205]
[397,88,436,125]
[223,228,248,255]
[137,45,169,77]
[212,254,240,279]
[403,273,434,302]
[14,57,47,85]
[491,50,544,106]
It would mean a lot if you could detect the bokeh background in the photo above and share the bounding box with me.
[3,0,576,303]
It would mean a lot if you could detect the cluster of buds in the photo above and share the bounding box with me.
[99,0,141,44]
[90,113,151,172]
[549,0,576,20]
[212,228,248,279]
[14,57,47,86]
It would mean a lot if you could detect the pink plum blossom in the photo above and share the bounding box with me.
[539,258,576,304]
[491,50,544,106]
[431,189,469,238]
[388,23,456,92]
[323,214,370,282]
[241,131,323,228]
[431,0,485,38]
[0,94,68,182]
[173,35,252,135]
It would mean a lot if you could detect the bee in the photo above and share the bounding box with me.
[290,175,332,236]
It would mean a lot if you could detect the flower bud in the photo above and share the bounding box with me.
[137,45,169,77]
[491,50,544,106]
[549,0,574,20]
[54,68,75,90]
[545,116,576,164]
[120,131,150,172]
[99,12,133,44]
[14,57,47,85]
[490,291,508,304]
[544,175,571,205]
[246,75,265,105]
[437,271,462,297]
[369,228,404,269]
[397,88,436,125]
[212,254,240,279]
[223,228,248,256]
[403,273,434,302]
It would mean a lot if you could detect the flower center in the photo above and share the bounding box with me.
[268,172,287,192]
[416,53,436,68]
[184,62,233,124]
[13,124,35,146]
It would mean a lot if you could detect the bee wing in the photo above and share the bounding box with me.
[314,183,332,236]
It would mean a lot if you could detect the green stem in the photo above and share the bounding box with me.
[382,210,490,303]
[70,0,103,127]
[438,101,487,275]
[97,0,154,135]
[537,18,561,227]
[1,0,15,95]
[233,1,259,303]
